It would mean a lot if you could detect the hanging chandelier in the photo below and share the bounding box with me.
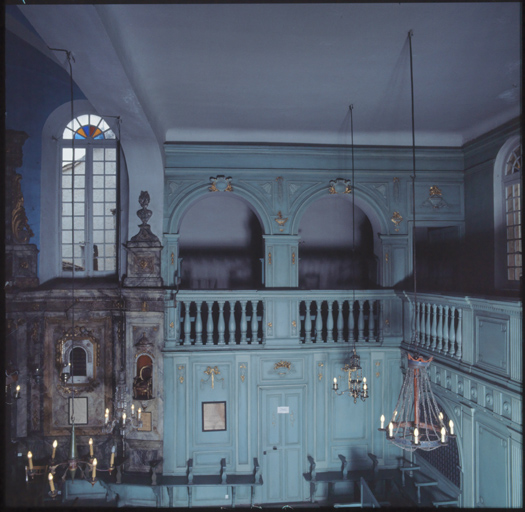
[331,105,369,405]
[379,30,454,451]
[333,346,368,403]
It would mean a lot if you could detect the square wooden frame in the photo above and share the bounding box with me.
[202,401,227,432]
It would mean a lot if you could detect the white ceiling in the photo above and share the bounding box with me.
[16,3,522,148]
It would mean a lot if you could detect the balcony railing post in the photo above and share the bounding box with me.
[195,301,203,345]
[418,301,424,347]
[206,301,214,345]
[456,308,463,360]
[327,301,334,343]
[228,301,237,345]
[448,306,456,356]
[348,300,355,343]
[431,303,437,350]
[442,304,449,355]
[305,300,312,343]
[184,301,192,345]
[425,302,431,348]
[218,300,226,345]
[336,301,343,342]
[368,300,375,342]
[250,301,258,344]
[240,300,248,345]
[357,300,365,342]
[436,304,443,353]
[315,301,323,343]
[378,300,384,343]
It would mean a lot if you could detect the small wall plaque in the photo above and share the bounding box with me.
[138,412,152,432]
[277,406,289,414]
[202,401,227,432]
[68,397,88,425]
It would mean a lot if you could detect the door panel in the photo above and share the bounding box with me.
[261,387,304,503]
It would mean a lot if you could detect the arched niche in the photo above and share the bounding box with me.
[178,193,264,289]
[298,195,377,289]
[133,353,153,401]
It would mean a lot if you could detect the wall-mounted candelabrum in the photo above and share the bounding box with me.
[332,347,369,404]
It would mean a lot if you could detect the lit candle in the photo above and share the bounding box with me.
[48,473,55,493]
[122,412,127,425]
[89,438,93,457]
[333,377,338,391]
[449,420,454,435]
[52,440,57,459]
[92,458,97,479]
[15,385,20,398]
[363,377,367,390]
[105,408,109,425]
[380,415,385,429]
[388,422,393,438]
[414,427,419,444]
[138,407,142,420]
[131,404,135,417]
[27,451,33,470]
[393,410,398,420]
[438,412,444,422]
[441,427,446,443]
[110,446,116,467]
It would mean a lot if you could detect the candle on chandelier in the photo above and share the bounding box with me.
[131,404,135,417]
[333,377,338,391]
[52,440,57,459]
[380,414,385,429]
[48,473,55,493]
[441,427,446,444]
[89,438,93,457]
[92,458,97,479]
[105,408,109,424]
[438,412,444,422]
[110,446,116,467]
[388,422,393,438]
[122,412,127,425]
[27,451,33,470]
[393,410,398,420]
[449,420,454,435]
[414,427,419,444]
[138,407,142,420]
[15,385,20,398]
[363,377,367,390]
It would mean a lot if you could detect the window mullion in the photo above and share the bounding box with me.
[85,145,94,274]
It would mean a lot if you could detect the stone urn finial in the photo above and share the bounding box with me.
[129,191,160,244]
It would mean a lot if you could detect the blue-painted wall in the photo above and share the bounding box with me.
[5,8,85,251]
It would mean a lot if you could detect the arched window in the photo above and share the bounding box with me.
[69,346,87,377]
[494,137,522,290]
[60,114,118,275]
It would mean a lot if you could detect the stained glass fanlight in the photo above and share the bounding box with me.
[63,114,116,140]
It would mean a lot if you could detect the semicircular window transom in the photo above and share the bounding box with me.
[63,114,116,140]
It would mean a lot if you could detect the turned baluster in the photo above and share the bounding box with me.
[455,308,463,360]
[206,301,214,345]
[377,300,384,343]
[347,300,355,343]
[315,301,323,342]
[442,305,449,355]
[368,300,375,342]
[425,303,431,348]
[228,301,237,345]
[430,304,437,350]
[251,301,259,343]
[357,300,365,342]
[436,305,443,353]
[304,300,312,344]
[335,301,343,342]
[448,306,456,357]
[240,300,248,344]
[326,301,334,343]
[217,300,226,345]
[184,301,192,345]
[195,301,203,345]
[418,301,425,346]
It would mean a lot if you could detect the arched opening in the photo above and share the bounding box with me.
[133,354,153,400]
[298,195,377,289]
[178,194,263,289]
[69,347,87,377]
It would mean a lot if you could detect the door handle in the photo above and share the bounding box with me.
[273,446,277,450]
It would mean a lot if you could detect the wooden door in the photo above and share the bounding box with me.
[260,386,304,503]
